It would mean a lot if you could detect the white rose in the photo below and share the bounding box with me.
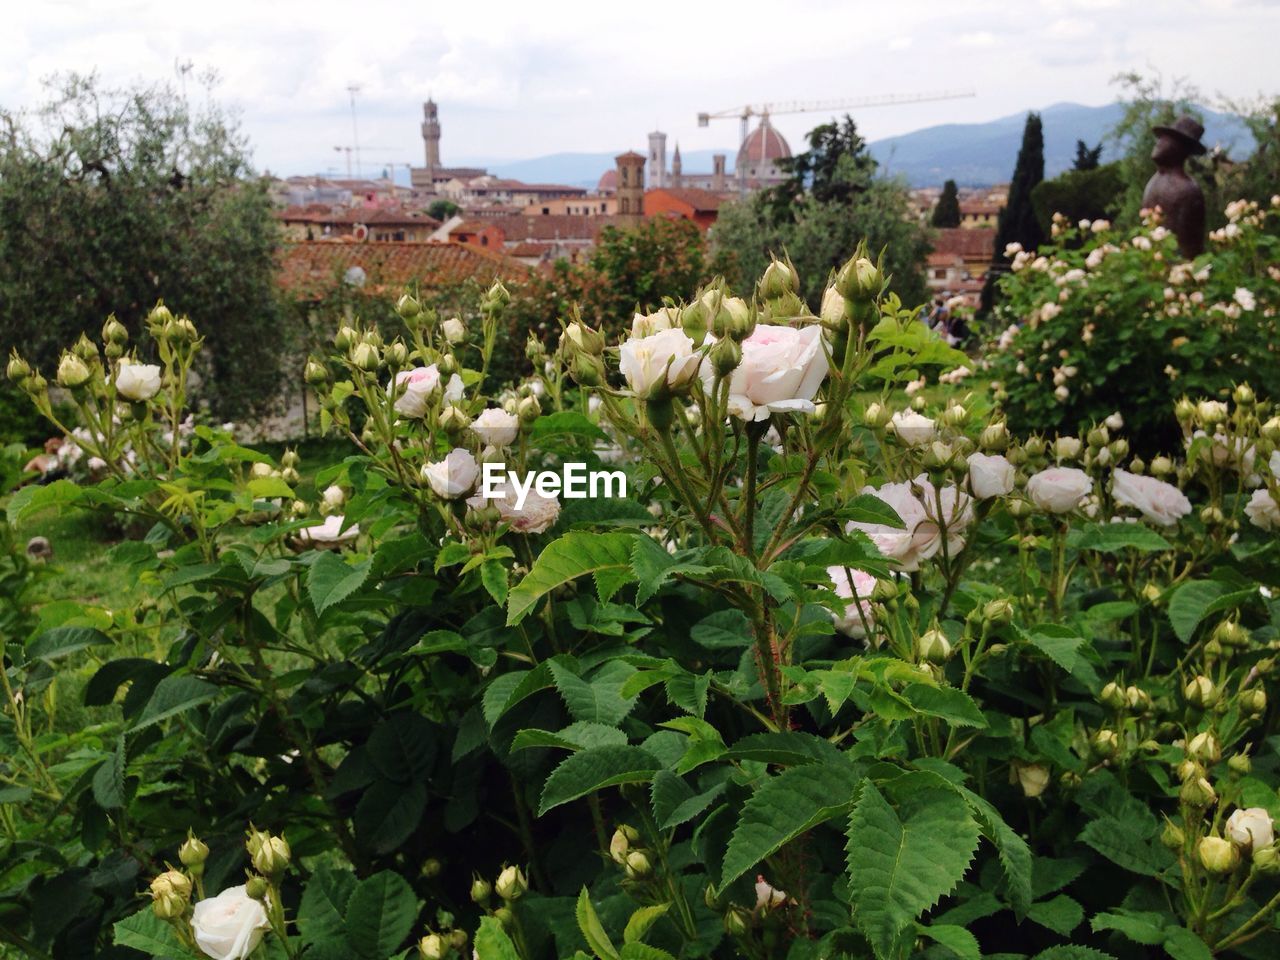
[422,448,479,499]
[442,317,467,343]
[1111,469,1192,526]
[191,885,270,960]
[115,359,162,401]
[967,453,1015,499]
[888,410,936,446]
[1269,449,1280,480]
[469,485,560,534]
[619,328,701,397]
[298,515,359,547]
[1015,763,1051,798]
[1245,488,1280,531]
[471,408,520,447]
[754,876,789,912]
[390,365,442,419]
[1026,467,1092,514]
[716,324,829,421]
[1054,436,1083,461]
[1226,807,1274,850]
[827,564,877,640]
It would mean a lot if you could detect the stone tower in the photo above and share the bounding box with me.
[647,131,667,189]
[615,151,646,221]
[671,143,682,189]
[421,99,441,175]
[712,154,727,192]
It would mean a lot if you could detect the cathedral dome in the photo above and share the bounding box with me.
[737,117,791,170]
[597,168,618,193]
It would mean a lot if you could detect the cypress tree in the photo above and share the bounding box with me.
[931,179,961,227]
[983,112,1045,311]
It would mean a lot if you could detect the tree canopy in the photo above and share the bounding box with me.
[931,180,961,228]
[712,115,929,308]
[0,73,285,419]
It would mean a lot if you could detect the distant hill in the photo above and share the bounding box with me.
[449,102,1255,192]
[867,102,1253,187]
[471,149,734,190]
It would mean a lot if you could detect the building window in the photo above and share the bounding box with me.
[481,236,488,246]
[542,207,550,215]
[621,198,630,214]
[933,269,946,279]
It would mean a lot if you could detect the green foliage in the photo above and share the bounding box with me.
[3,240,1280,960]
[1030,163,1124,235]
[711,115,929,309]
[931,180,962,228]
[987,201,1280,450]
[0,73,288,419]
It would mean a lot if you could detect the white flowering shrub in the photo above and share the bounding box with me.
[2,249,1280,960]
[988,200,1280,454]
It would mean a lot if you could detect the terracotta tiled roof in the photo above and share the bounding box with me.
[959,199,1002,216]
[276,206,440,228]
[932,227,996,259]
[509,242,550,257]
[615,151,645,161]
[646,187,725,212]
[278,241,528,299]
[455,214,627,242]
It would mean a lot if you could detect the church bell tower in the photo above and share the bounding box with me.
[422,99,441,176]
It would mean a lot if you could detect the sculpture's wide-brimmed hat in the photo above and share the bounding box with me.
[1152,116,1207,155]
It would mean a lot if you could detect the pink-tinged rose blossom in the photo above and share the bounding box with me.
[468,486,561,535]
[1245,488,1280,531]
[827,564,877,640]
[1111,469,1192,526]
[889,410,936,446]
[716,324,829,421]
[619,328,701,396]
[390,365,442,419]
[470,408,520,447]
[967,453,1015,499]
[1226,807,1274,850]
[1026,467,1092,513]
[422,448,479,499]
[190,885,270,960]
[847,475,972,572]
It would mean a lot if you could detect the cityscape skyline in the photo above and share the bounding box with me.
[1,0,1275,178]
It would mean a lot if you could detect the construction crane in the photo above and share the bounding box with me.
[697,90,976,194]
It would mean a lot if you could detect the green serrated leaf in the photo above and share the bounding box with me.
[474,916,522,960]
[576,887,620,960]
[918,923,981,960]
[539,746,662,815]
[1067,522,1172,553]
[131,675,217,732]
[719,760,862,891]
[847,782,980,959]
[112,908,202,957]
[297,866,357,950]
[473,916,522,960]
[901,684,987,728]
[507,532,637,625]
[1078,817,1173,877]
[1167,580,1256,643]
[343,871,419,960]
[623,904,669,944]
[92,736,127,810]
[26,626,112,661]
[307,552,372,615]
[1027,894,1083,936]
[550,660,637,726]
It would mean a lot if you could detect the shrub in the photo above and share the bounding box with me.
[1,247,1279,960]
[987,199,1280,454]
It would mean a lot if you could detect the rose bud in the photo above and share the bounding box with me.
[1228,754,1252,778]
[1184,675,1219,708]
[470,877,492,903]
[757,258,798,301]
[180,831,210,868]
[396,293,422,319]
[1187,732,1221,764]
[916,627,952,665]
[980,421,1010,452]
[418,933,447,960]
[1161,821,1186,850]
[1180,776,1217,810]
[495,865,527,901]
[1100,681,1126,711]
[624,850,652,879]
[1212,620,1250,649]
[1197,836,1240,874]
[1254,846,1280,875]
[57,352,92,389]
[1091,729,1120,759]
[351,342,380,372]
[1239,688,1267,716]
[6,352,31,385]
[245,875,270,900]
[333,325,357,351]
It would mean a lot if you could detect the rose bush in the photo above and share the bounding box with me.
[1,243,1278,960]
[987,199,1280,454]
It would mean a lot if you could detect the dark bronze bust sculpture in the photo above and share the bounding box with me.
[1141,116,1206,258]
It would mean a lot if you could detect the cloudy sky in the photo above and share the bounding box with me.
[1,0,1276,177]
